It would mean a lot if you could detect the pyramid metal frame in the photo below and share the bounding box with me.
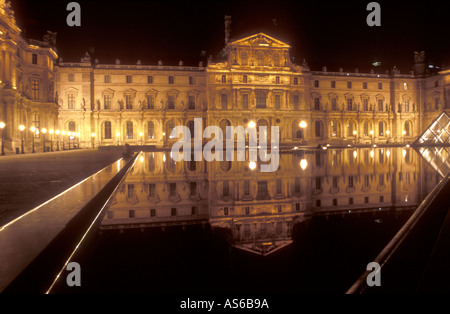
[413,112,450,146]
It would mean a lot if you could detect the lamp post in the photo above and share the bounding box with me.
[30,126,36,153]
[0,122,5,156]
[91,133,96,149]
[49,129,54,152]
[55,130,60,151]
[61,131,66,150]
[19,125,25,154]
[67,132,72,150]
[42,128,47,152]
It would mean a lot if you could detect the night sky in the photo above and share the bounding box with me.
[9,0,450,72]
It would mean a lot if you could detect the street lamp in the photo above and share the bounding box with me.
[49,129,54,152]
[30,126,36,153]
[61,130,66,150]
[0,122,5,156]
[116,132,121,146]
[55,130,60,151]
[19,125,25,154]
[299,121,307,128]
[91,133,96,149]
[42,128,47,153]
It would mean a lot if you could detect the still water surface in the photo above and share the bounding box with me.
[53,147,445,293]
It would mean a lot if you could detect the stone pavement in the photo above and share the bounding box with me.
[0,149,123,227]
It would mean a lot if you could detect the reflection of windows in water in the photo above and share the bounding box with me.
[276,222,282,235]
[315,151,322,166]
[223,181,230,197]
[405,172,410,185]
[244,180,250,196]
[260,223,267,236]
[148,183,155,197]
[276,179,282,194]
[147,153,155,172]
[190,182,197,196]
[244,224,251,238]
[169,183,176,197]
[348,176,354,188]
[127,184,135,198]
[364,150,369,164]
[379,174,384,186]
[364,175,370,187]
[333,176,338,189]
[294,178,301,194]
[315,177,321,190]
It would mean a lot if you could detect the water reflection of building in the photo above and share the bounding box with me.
[101,148,433,254]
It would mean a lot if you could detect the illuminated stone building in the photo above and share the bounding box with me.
[55,32,450,149]
[0,0,58,153]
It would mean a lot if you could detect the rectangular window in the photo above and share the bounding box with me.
[126,75,132,83]
[150,208,156,217]
[169,76,174,84]
[189,76,195,85]
[293,95,299,110]
[126,95,133,109]
[148,183,155,197]
[294,177,301,194]
[243,75,247,83]
[315,177,321,190]
[331,98,337,110]
[378,82,383,90]
[277,205,282,213]
[170,183,177,197]
[224,207,229,216]
[347,81,352,89]
[333,176,338,189]
[378,99,384,111]
[171,208,177,216]
[104,94,112,109]
[68,73,75,82]
[190,182,197,196]
[242,94,249,109]
[188,96,195,110]
[364,175,370,187]
[191,206,198,215]
[333,199,338,206]
[295,203,300,211]
[348,176,354,188]
[168,95,175,109]
[107,211,114,219]
[349,197,354,205]
[104,75,111,83]
[129,210,135,218]
[32,53,38,65]
[379,174,384,186]
[104,121,112,139]
[404,99,410,112]
[331,81,336,88]
[347,98,353,111]
[68,94,75,109]
[148,122,155,139]
[274,94,281,110]
[363,98,369,111]
[31,80,39,99]
[146,95,154,109]
[314,98,320,110]
[380,195,384,203]
[147,76,153,84]
[364,196,369,204]
[245,207,250,215]
[221,94,227,110]
[257,181,268,199]
[256,91,266,108]
[276,76,280,84]
[293,77,298,85]
[314,80,319,88]
[221,75,226,83]
[363,82,368,89]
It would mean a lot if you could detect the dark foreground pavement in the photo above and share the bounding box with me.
[0,149,123,226]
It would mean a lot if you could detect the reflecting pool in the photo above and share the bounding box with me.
[52,147,446,293]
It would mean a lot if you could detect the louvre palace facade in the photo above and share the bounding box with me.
[1,1,450,153]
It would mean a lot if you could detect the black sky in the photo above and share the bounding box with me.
[9,0,450,72]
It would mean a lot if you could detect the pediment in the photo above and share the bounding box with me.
[229,33,290,48]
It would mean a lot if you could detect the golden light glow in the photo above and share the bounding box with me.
[30,126,36,132]
[56,130,60,135]
[91,133,96,137]
[67,131,72,136]
[300,159,308,170]
[249,161,257,170]
[299,121,307,128]
[19,125,25,131]
[369,130,374,135]
[370,150,374,158]
[61,131,66,135]
[248,120,256,128]
[49,129,54,134]
[116,132,120,137]
[139,132,144,137]
[386,130,391,135]
[386,149,390,158]
[0,122,5,129]
[403,149,407,158]
[353,130,357,135]
[402,130,407,135]
[353,150,357,158]
[76,133,80,137]
[139,156,144,163]
[42,128,47,134]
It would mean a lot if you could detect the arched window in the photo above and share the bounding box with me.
[68,121,76,132]
[104,121,112,139]
[378,121,386,137]
[330,120,340,137]
[126,121,133,139]
[404,120,412,137]
[148,121,155,139]
[363,121,370,137]
[347,120,356,137]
